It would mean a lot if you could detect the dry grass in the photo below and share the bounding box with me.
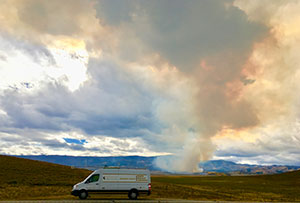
[0,155,90,200]
[0,155,299,201]
[150,172,300,201]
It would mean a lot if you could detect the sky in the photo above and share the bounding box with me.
[0,0,300,172]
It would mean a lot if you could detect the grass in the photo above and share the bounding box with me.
[0,155,90,200]
[0,155,299,201]
[151,172,300,201]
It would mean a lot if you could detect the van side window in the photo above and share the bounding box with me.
[86,174,99,183]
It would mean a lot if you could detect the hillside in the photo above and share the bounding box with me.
[1,155,300,201]
[0,155,90,200]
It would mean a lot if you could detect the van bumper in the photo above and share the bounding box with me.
[71,190,80,196]
[139,190,151,196]
[71,189,151,196]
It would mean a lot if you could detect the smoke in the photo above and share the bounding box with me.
[155,136,213,173]
[154,54,262,173]
[94,0,267,173]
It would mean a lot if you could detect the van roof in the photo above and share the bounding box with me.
[102,166,148,170]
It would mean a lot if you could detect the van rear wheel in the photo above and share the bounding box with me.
[128,189,138,200]
[79,190,88,200]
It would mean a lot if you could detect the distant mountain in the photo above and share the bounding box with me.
[199,160,242,172]
[199,160,300,175]
[15,155,158,171]
[14,155,300,175]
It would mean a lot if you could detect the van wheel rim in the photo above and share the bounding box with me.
[81,192,86,198]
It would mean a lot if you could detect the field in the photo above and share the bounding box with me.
[152,172,300,202]
[0,155,299,201]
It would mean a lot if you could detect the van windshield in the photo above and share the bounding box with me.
[85,174,99,183]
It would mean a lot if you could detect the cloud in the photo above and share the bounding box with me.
[0,0,299,173]
[0,34,55,67]
[0,0,96,35]
[0,59,152,134]
[95,0,267,70]
[16,0,89,35]
[0,51,193,158]
[0,129,159,156]
[213,116,300,166]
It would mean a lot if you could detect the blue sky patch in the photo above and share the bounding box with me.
[63,138,87,145]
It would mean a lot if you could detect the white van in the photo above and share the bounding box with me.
[71,168,151,200]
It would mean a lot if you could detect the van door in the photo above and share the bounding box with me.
[84,173,100,191]
[101,170,119,191]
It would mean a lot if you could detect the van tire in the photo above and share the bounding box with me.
[128,189,138,200]
[79,190,88,200]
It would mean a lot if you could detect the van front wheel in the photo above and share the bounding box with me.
[128,189,138,200]
[79,190,88,200]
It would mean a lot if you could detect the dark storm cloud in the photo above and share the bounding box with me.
[42,138,69,148]
[0,84,72,131]
[95,0,267,70]
[96,0,135,25]
[67,59,159,136]
[69,114,155,136]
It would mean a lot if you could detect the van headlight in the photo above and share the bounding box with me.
[73,185,77,190]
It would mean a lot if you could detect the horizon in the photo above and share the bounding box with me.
[10,154,300,167]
